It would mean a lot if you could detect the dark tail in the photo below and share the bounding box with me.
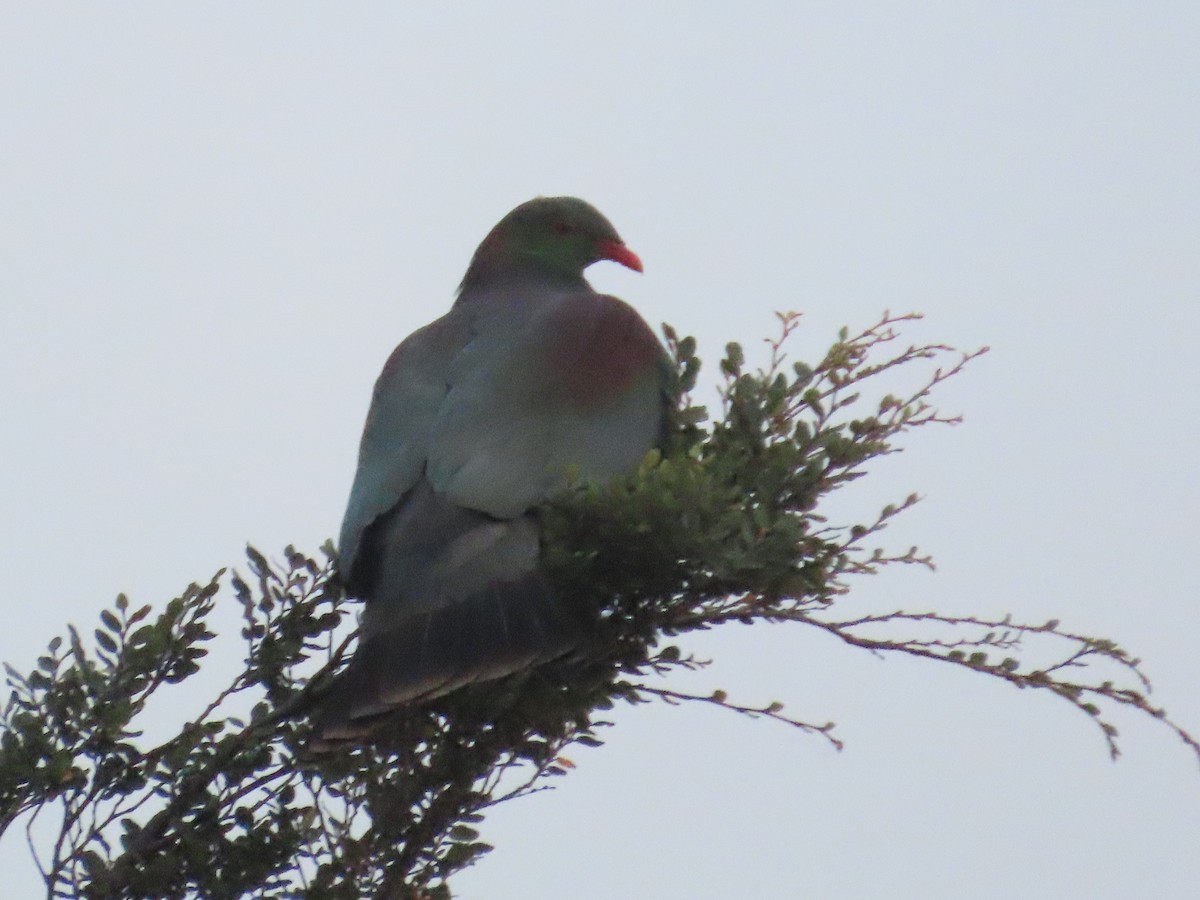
[309,569,579,750]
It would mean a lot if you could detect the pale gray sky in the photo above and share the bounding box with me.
[2,4,1198,898]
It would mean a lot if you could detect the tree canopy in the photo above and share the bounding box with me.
[2,313,1193,899]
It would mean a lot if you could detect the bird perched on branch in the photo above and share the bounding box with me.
[312,197,672,748]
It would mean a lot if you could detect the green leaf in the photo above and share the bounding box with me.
[449,825,479,842]
[96,629,118,654]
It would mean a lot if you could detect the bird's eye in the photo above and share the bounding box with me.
[552,222,574,236]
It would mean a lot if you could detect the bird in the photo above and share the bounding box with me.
[311,197,673,747]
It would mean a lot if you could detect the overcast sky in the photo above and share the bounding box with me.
[2,3,1198,898]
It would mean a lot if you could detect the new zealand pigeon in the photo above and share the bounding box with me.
[312,197,672,747]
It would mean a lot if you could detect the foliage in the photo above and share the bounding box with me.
[1,313,1194,899]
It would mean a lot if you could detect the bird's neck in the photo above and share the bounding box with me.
[457,225,593,296]
[456,259,591,301]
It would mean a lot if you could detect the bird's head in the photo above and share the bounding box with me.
[462,196,642,289]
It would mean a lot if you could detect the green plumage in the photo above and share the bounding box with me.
[313,197,671,748]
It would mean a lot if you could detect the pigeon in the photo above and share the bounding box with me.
[312,197,672,746]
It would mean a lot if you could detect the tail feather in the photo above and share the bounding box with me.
[310,569,578,750]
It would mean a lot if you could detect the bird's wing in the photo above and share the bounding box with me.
[336,310,473,582]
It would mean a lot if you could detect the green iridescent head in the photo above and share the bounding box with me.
[461,196,642,289]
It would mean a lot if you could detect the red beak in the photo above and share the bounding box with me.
[597,239,644,273]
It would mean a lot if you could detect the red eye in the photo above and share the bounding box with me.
[552,222,574,235]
